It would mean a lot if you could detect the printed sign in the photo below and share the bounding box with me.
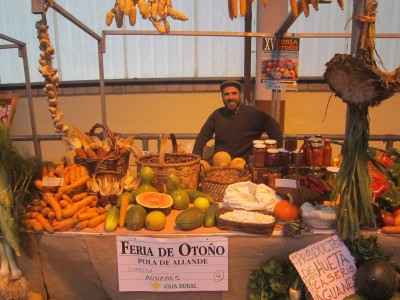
[116,236,228,292]
[260,37,300,91]
[289,235,357,300]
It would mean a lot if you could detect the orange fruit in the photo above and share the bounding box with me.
[230,157,246,169]
[213,151,232,166]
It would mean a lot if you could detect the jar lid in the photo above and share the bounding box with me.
[285,135,297,139]
[279,148,289,153]
[253,139,264,144]
[323,138,332,142]
[268,167,282,172]
[254,143,266,149]
[264,139,277,145]
[326,166,339,173]
[267,149,280,154]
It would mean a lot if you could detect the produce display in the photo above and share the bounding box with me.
[105,0,189,34]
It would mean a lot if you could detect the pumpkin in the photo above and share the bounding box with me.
[355,258,399,300]
[273,194,300,221]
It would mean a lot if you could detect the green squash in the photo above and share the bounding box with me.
[167,174,190,210]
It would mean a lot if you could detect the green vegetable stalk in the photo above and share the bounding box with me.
[330,106,376,241]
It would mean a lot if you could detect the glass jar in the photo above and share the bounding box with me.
[284,135,297,152]
[265,148,280,168]
[264,139,277,150]
[266,167,282,189]
[306,138,323,167]
[279,148,290,169]
[323,138,333,166]
[326,166,339,187]
[290,149,299,165]
[253,143,266,168]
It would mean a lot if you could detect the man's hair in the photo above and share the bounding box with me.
[220,80,242,93]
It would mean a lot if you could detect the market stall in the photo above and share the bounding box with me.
[1,0,400,300]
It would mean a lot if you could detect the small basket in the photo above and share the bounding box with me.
[136,134,201,192]
[200,166,252,202]
[74,123,130,179]
[216,208,277,235]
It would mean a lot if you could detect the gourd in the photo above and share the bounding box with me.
[125,205,147,231]
[167,174,190,210]
[175,207,204,230]
[355,258,399,300]
[104,205,120,232]
[183,189,214,203]
[132,166,157,201]
[300,202,337,229]
[203,202,219,227]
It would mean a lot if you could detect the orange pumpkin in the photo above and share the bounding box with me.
[273,196,300,221]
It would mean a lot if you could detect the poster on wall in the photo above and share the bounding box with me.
[260,36,300,91]
[0,93,19,129]
[289,235,357,300]
[116,236,228,292]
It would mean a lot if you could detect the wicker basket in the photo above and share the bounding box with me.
[74,123,130,179]
[136,134,201,192]
[200,166,252,202]
[216,208,277,235]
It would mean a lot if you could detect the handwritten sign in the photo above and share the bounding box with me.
[116,236,228,292]
[289,235,357,300]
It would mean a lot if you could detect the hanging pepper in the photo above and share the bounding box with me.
[370,171,390,202]
[379,188,400,212]
[386,163,400,182]
[388,148,400,164]
[378,153,395,168]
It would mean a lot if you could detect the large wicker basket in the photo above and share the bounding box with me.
[74,123,130,179]
[136,134,201,192]
[200,166,252,202]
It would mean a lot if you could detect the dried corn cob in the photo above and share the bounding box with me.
[337,0,344,10]
[129,5,137,26]
[105,11,115,26]
[301,0,310,17]
[124,0,132,15]
[167,8,188,21]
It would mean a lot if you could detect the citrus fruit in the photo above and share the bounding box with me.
[193,197,210,212]
[230,157,246,169]
[145,211,167,231]
[213,151,231,166]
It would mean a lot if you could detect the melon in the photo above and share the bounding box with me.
[136,192,173,215]
[125,205,147,231]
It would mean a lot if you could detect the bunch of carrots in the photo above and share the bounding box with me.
[22,163,107,233]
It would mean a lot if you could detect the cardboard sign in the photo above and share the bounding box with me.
[289,235,357,300]
[116,236,228,292]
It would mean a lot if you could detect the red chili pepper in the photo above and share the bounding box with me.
[371,179,390,201]
[370,171,386,182]
[379,154,395,168]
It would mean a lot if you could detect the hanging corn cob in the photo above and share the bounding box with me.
[105,0,188,34]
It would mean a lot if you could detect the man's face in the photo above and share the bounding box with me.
[222,86,241,111]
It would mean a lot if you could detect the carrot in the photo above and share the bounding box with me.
[77,211,99,222]
[58,175,90,193]
[47,211,56,220]
[43,193,63,221]
[89,199,98,208]
[33,179,54,193]
[36,214,54,234]
[23,219,38,230]
[59,200,71,209]
[41,207,53,218]
[62,194,73,203]
[54,191,63,202]
[62,166,72,185]
[32,220,44,233]
[72,192,88,202]
[72,206,88,218]
[87,213,107,228]
[75,220,89,231]
[119,193,131,228]
[69,165,78,184]
[381,226,400,234]
[62,195,97,219]
[52,217,80,231]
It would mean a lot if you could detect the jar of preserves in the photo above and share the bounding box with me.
[306,138,323,167]
[253,143,266,168]
[284,135,297,152]
[279,148,290,169]
[266,167,282,189]
[323,138,333,166]
[326,166,339,187]
[264,139,277,150]
[290,149,299,165]
[265,148,280,168]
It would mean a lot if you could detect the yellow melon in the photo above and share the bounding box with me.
[213,151,232,166]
